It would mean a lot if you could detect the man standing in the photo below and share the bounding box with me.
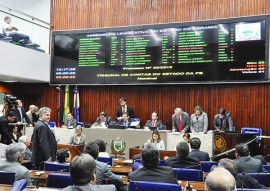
[214,108,234,131]
[0,111,17,144]
[115,97,135,120]
[31,107,57,169]
[14,100,32,134]
[172,108,190,133]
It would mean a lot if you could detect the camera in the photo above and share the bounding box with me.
[3,94,18,105]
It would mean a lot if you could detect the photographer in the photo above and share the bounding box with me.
[0,111,17,144]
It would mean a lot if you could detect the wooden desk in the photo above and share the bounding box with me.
[179,181,205,191]
[112,166,132,175]
[129,147,176,159]
[113,158,133,166]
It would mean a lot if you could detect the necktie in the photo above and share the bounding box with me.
[178,117,182,132]
[19,108,23,122]
[152,120,156,127]
[122,107,125,113]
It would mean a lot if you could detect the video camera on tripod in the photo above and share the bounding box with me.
[2,94,18,113]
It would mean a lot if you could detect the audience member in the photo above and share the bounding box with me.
[234,143,263,173]
[117,112,131,128]
[115,97,135,120]
[31,106,39,125]
[165,141,200,169]
[172,108,190,133]
[0,143,31,185]
[31,107,57,169]
[205,167,236,191]
[14,100,32,133]
[62,113,77,128]
[144,111,164,130]
[56,148,72,163]
[92,112,113,127]
[145,130,165,150]
[189,137,210,161]
[190,106,208,134]
[218,158,266,189]
[2,16,32,46]
[60,153,116,191]
[68,125,87,145]
[128,143,178,184]
[0,110,17,144]
[26,104,35,124]
[213,108,234,131]
[83,142,123,187]
[10,126,20,142]
[18,135,32,160]
[94,139,110,158]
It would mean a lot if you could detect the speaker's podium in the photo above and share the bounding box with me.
[57,144,84,160]
[212,131,263,161]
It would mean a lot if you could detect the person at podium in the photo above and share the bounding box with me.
[144,130,165,150]
[214,108,234,131]
[68,126,87,145]
[144,111,164,130]
[92,112,113,127]
[118,112,132,128]
[172,108,190,133]
[115,97,135,121]
[62,113,77,128]
[190,106,208,134]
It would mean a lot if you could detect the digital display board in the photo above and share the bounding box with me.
[50,15,269,85]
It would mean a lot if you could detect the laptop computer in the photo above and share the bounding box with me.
[108,124,126,130]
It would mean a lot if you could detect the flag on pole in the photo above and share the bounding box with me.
[56,86,63,127]
[73,87,80,121]
[63,85,70,123]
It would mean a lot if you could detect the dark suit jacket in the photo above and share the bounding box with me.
[234,156,263,173]
[128,166,178,184]
[165,156,201,169]
[118,119,132,128]
[0,116,14,144]
[115,105,135,119]
[64,119,77,128]
[31,119,57,167]
[188,149,210,161]
[172,112,190,132]
[144,120,164,130]
[213,112,234,131]
[14,107,31,124]
[60,183,117,191]
[235,173,266,189]
[95,116,113,126]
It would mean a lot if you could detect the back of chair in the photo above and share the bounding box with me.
[262,165,270,172]
[0,171,16,184]
[199,161,218,172]
[48,121,56,128]
[44,161,70,172]
[173,168,203,182]
[97,157,113,166]
[237,189,269,191]
[248,173,270,187]
[77,121,84,127]
[10,179,27,191]
[132,162,143,171]
[128,181,182,191]
[47,173,73,188]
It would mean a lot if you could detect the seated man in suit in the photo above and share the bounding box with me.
[61,153,116,191]
[18,135,32,160]
[172,108,190,133]
[115,97,135,121]
[218,158,266,189]
[234,143,263,173]
[62,113,77,128]
[205,167,236,191]
[56,148,72,163]
[117,112,132,128]
[165,141,201,169]
[83,142,122,188]
[0,143,31,185]
[128,143,178,184]
[92,112,113,127]
[213,108,234,131]
[189,137,210,161]
[144,111,164,130]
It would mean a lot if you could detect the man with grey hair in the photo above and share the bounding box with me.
[218,158,266,189]
[205,167,236,191]
[31,107,57,169]
[18,135,32,160]
[61,153,116,191]
[0,143,31,185]
[172,108,190,133]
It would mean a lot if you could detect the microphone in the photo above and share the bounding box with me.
[241,171,245,191]
[73,146,82,154]
[105,142,111,147]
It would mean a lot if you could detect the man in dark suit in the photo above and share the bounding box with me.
[189,137,210,161]
[14,100,32,133]
[172,108,190,133]
[31,107,57,169]
[0,110,17,144]
[92,112,113,127]
[234,143,263,173]
[213,108,234,131]
[128,143,178,184]
[61,153,116,191]
[62,113,77,128]
[83,142,122,189]
[115,97,135,121]
[118,112,132,128]
[165,141,201,169]
[144,111,164,130]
